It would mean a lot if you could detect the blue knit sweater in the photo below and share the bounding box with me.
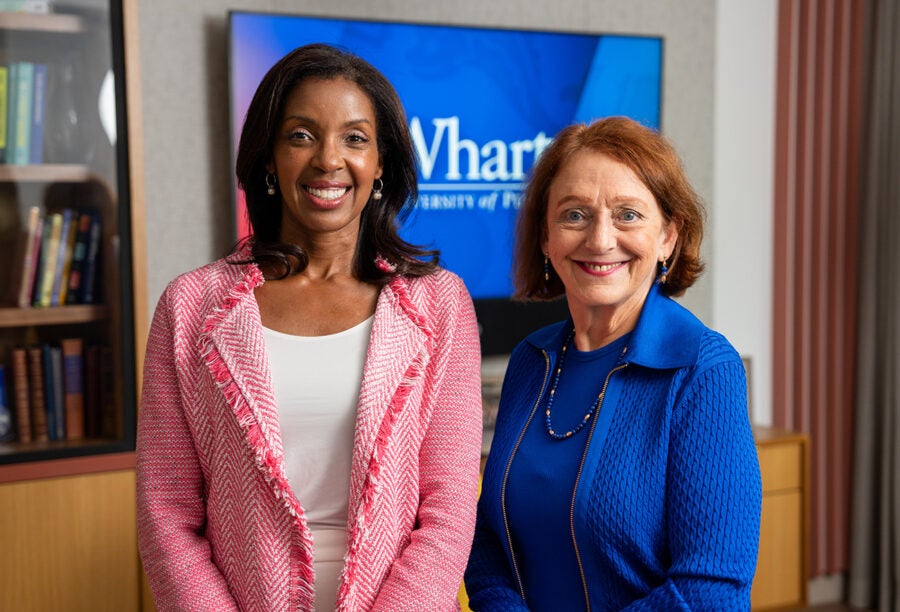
[465,285,762,611]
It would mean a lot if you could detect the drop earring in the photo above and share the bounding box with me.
[659,257,669,283]
[544,255,550,281]
[265,173,277,196]
[372,178,383,201]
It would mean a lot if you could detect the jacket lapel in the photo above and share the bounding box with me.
[207,292,283,449]
[339,276,432,607]
[199,263,315,606]
[199,265,431,513]
[199,265,290,484]
[348,278,430,503]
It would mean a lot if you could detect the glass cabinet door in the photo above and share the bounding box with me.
[0,0,135,466]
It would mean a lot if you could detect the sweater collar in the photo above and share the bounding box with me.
[525,284,704,370]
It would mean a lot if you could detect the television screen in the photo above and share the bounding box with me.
[228,12,663,354]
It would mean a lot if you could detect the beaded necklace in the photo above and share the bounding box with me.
[544,329,622,440]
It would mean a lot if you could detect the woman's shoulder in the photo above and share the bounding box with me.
[391,268,476,335]
[400,266,470,301]
[695,326,743,368]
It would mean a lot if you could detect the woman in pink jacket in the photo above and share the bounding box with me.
[136,44,483,611]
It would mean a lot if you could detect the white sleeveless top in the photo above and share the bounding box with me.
[262,316,373,611]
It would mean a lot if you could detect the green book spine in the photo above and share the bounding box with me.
[34,212,62,308]
[12,61,33,165]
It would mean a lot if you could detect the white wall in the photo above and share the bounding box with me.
[712,0,777,425]
[134,0,776,418]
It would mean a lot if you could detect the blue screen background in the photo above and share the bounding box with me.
[230,13,662,299]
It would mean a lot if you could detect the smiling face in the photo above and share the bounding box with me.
[543,150,678,331]
[268,76,383,247]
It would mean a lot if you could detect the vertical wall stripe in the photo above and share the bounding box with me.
[773,0,863,578]
[774,0,796,429]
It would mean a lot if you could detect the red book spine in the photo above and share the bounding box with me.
[10,347,32,443]
[60,337,84,440]
[26,346,49,442]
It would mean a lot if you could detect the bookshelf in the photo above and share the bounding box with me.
[0,162,92,181]
[0,1,146,608]
[0,0,137,470]
[0,11,83,33]
[0,304,108,326]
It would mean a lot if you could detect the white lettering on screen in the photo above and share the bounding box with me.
[409,116,552,182]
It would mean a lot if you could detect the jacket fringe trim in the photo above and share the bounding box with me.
[199,264,316,610]
[336,267,435,610]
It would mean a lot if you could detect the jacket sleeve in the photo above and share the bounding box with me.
[135,286,239,611]
[622,355,762,611]
[371,277,484,611]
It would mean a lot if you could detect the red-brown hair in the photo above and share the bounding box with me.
[514,116,705,299]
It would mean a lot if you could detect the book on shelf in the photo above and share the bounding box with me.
[9,207,103,309]
[6,204,43,308]
[60,337,84,440]
[82,342,114,439]
[5,62,17,166]
[0,64,7,164]
[0,60,47,165]
[32,210,61,307]
[83,344,115,438]
[0,1,53,14]
[0,364,14,443]
[78,211,102,305]
[48,344,64,440]
[49,208,76,306]
[65,210,92,304]
[26,345,49,441]
[10,61,33,166]
[40,344,59,440]
[83,342,99,437]
[29,62,46,165]
[10,347,32,443]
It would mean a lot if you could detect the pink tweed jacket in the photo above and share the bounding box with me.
[136,256,483,611]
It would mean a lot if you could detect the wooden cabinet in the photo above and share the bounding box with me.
[0,1,146,609]
[752,426,809,610]
[0,469,139,610]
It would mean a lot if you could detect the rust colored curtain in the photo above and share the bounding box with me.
[772,0,865,577]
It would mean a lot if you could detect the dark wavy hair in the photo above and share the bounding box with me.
[514,116,705,299]
[233,43,437,281]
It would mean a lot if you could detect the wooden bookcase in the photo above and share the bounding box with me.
[0,2,136,466]
[0,1,147,609]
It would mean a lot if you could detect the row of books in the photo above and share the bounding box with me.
[7,205,102,308]
[0,60,47,165]
[0,339,114,444]
[0,1,54,13]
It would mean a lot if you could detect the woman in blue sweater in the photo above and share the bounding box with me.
[465,117,762,611]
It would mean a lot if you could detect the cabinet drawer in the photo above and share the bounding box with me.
[757,443,802,492]
[752,490,803,609]
[0,470,139,611]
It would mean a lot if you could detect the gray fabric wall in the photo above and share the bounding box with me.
[135,0,715,324]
